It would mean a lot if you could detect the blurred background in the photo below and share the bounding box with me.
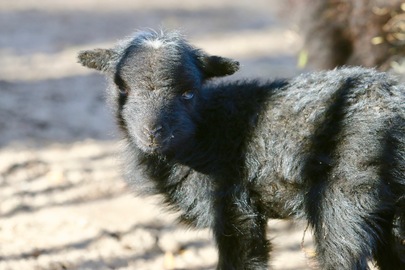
[0,0,403,269]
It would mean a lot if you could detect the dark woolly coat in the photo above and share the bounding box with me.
[78,31,405,270]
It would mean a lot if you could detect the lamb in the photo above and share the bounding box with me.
[78,30,405,270]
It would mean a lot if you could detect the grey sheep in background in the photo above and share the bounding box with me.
[78,30,405,270]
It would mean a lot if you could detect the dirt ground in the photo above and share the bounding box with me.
[1,1,333,269]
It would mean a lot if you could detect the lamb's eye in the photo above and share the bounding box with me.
[182,91,194,100]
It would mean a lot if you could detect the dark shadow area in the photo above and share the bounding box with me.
[0,74,116,147]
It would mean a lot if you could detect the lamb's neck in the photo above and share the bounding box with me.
[186,80,288,177]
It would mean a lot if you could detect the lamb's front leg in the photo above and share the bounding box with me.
[214,185,270,270]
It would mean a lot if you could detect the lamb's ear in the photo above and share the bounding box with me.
[77,48,117,72]
[197,54,240,79]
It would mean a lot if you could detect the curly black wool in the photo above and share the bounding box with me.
[78,30,405,270]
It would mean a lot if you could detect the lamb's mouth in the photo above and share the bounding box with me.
[134,134,173,154]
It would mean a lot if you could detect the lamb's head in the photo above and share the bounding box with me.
[78,30,239,154]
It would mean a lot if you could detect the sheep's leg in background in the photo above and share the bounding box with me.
[213,185,270,270]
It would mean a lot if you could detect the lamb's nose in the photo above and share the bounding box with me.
[143,125,163,139]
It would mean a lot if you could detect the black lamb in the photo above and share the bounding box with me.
[78,30,405,270]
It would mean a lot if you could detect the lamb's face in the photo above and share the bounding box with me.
[78,30,239,155]
[113,44,203,154]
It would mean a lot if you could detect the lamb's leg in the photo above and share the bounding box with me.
[307,182,400,270]
[374,196,405,270]
[214,185,270,270]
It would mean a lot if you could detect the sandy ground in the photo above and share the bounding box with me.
[0,1,331,269]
